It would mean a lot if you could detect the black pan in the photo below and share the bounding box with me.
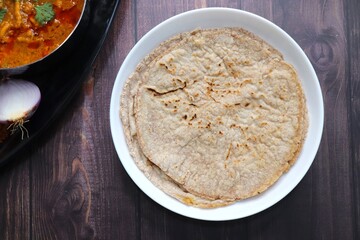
[0,0,121,167]
[0,0,90,77]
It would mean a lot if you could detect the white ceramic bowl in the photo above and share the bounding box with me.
[110,8,324,221]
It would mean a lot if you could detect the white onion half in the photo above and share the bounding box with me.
[0,79,41,123]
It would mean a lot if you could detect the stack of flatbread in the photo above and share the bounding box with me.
[120,28,308,208]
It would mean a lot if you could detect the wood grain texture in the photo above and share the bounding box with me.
[346,0,360,239]
[0,158,30,240]
[0,0,358,239]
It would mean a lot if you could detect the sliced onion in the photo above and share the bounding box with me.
[0,79,41,124]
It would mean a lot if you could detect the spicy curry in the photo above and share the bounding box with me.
[0,0,84,68]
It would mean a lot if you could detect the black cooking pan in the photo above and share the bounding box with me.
[0,0,90,77]
[0,0,121,167]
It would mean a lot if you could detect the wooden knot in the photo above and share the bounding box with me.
[307,27,339,72]
[49,158,94,239]
[52,183,86,216]
[310,39,333,68]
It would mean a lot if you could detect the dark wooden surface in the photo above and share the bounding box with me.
[0,0,359,239]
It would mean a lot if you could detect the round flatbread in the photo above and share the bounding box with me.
[121,28,307,205]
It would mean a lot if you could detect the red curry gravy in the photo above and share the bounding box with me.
[0,0,84,68]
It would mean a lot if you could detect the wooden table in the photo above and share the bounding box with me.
[1,0,358,239]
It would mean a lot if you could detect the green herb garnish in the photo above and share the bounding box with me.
[0,9,7,23]
[34,3,54,26]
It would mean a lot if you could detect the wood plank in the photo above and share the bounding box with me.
[242,0,353,239]
[136,0,239,41]
[346,0,360,239]
[0,157,30,240]
[84,0,139,238]
[27,1,138,239]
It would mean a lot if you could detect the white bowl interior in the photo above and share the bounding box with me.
[110,8,324,221]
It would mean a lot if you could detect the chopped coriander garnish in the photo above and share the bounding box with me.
[0,8,7,23]
[35,3,54,26]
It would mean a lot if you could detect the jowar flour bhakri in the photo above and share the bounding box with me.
[120,28,308,208]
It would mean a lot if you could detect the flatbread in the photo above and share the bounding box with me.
[121,74,233,208]
[121,28,307,206]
